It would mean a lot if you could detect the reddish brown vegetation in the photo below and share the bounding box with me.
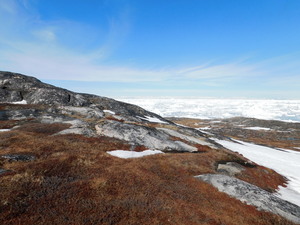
[106,116,125,122]
[237,165,287,192]
[15,122,71,135]
[0,120,19,129]
[0,122,294,225]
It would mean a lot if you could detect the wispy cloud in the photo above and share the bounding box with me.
[0,0,300,92]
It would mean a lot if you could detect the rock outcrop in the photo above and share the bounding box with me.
[195,174,300,224]
[95,120,198,152]
[0,71,218,152]
[217,162,245,176]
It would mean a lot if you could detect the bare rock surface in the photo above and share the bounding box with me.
[217,162,245,176]
[0,71,212,151]
[96,120,197,152]
[1,154,35,162]
[0,71,170,123]
[195,174,300,224]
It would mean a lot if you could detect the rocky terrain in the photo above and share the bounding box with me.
[170,117,300,151]
[1,71,300,224]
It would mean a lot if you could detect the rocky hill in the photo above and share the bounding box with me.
[1,71,300,224]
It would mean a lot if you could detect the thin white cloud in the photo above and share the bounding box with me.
[0,0,17,14]
[0,0,299,92]
[33,28,56,42]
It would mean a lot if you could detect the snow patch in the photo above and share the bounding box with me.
[0,129,11,132]
[244,127,272,131]
[8,100,28,104]
[103,110,116,115]
[198,126,211,130]
[137,115,168,124]
[107,150,164,159]
[213,138,300,207]
[197,129,213,135]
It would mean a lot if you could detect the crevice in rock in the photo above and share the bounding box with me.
[67,94,71,103]
[19,91,24,100]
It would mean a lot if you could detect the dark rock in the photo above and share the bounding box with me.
[2,154,35,162]
[0,168,9,175]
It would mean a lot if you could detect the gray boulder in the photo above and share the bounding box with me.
[217,162,245,176]
[195,174,300,224]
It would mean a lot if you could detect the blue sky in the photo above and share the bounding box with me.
[0,0,300,98]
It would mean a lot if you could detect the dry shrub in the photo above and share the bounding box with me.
[15,123,71,135]
[0,120,19,129]
[237,165,287,192]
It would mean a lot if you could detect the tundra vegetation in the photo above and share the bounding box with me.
[0,108,293,225]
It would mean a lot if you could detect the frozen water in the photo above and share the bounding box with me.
[118,98,300,122]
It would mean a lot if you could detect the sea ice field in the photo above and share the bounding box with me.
[118,98,300,122]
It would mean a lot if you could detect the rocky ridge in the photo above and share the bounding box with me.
[0,71,217,152]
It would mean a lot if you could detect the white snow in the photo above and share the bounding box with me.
[11,100,28,104]
[0,129,11,132]
[103,110,116,115]
[198,126,211,130]
[107,149,164,159]
[197,129,213,135]
[117,98,300,122]
[294,147,300,150]
[213,138,300,207]
[137,115,168,124]
[244,127,272,131]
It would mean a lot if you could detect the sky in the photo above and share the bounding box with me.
[0,0,300,99]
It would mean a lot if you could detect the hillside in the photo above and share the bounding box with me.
[1,71,300,224]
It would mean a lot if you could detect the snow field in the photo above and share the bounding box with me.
[213,138,300,207]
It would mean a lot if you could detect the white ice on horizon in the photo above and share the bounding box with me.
[213,138,300,207]
[137,115,168,124]
[118,98,300,122]
[107,150,164,159]
[244,127,272,131]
